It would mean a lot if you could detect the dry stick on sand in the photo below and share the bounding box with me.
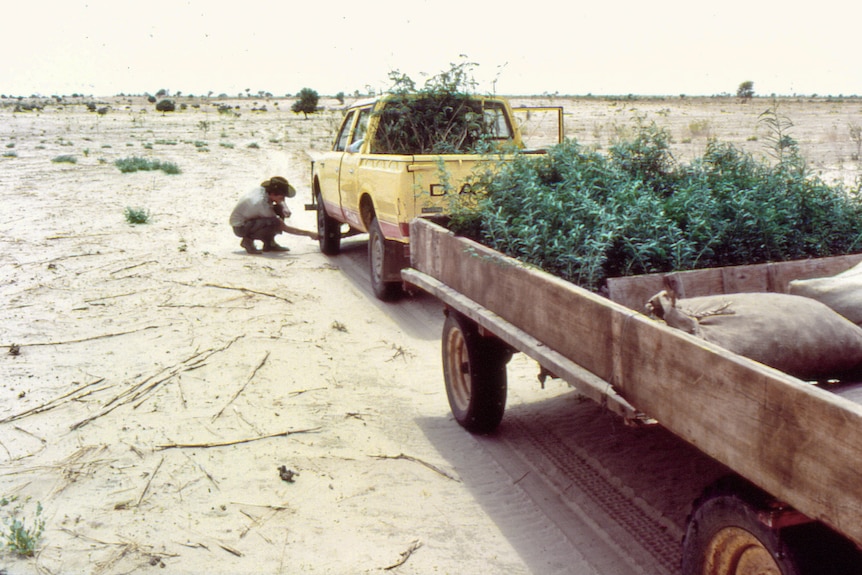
[136,456,164,507]
[0,378,107,424]
[371,453,460,482]
[4,325,162,349]
[383,540,423,571]
[155,427,321,451]
[211,351,269,422]
[70,337,242,431]
[201,283,293,304]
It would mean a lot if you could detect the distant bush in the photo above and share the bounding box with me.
[114,156,180,174]
[124,206,151,224]
[291,88,319,118]
[51,155,77,164]
[155,99,176,113]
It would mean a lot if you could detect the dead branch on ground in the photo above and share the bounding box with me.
[211,351,269,422]
[371,453,460,482]
[0,378,107,424]
[4,325,163,349]
[136,456,164,507]
[155,427,321,451]
[70,336,242,430]
[383,539,422,571]
[201,283,293,304]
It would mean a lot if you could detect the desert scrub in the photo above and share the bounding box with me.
[1,496,45,557]
[51,154,77,164]
[124,206,151,224]
[114,156,180,174]
[455,122,862,293]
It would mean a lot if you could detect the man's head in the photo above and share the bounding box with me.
[261,176,296,199]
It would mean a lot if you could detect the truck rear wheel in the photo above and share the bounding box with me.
[682,477,803,575]
[442,311,509,434]
[316,191,341,255]
[368,216,401,301]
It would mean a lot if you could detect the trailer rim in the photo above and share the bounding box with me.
[441,311,508,434]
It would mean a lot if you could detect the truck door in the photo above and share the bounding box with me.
[317,109,357,220]
[337,106,372,230]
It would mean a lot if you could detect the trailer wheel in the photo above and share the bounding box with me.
[368,215,401,301]
[316,191,341,255]
[682,477,803,575]
[442,311,509,434]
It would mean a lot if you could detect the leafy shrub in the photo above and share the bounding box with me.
[1,496,45,557]
[124,206,151,224]
[454,123,862,292]
[51,154,77,164]
[291,88,319,118]
[371,63,504,155]
[114,156,180,174]
[155,99,175,113]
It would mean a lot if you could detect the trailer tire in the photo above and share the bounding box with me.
[442,311,509,434]
[682,477,804,575]
[368,215,401,301]
[316,191,341,255]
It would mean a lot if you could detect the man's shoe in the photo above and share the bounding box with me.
[241,238,261,254]
[263,242,290,252]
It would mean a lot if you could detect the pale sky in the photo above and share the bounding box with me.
[3,0,860,98]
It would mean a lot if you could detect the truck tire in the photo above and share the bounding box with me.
[442,311,510,434]
[316,191,341,255]
[368,215,401,301]
[682,476,804,575]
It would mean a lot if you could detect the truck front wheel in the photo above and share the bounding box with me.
[442,311,510,434]
[368,216,401,301]
[316,191,341,255]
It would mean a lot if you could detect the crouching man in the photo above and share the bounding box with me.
[230,176,297,254]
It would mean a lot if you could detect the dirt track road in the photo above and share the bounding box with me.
[334,236,730,575]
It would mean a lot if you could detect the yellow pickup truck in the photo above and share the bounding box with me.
[306,94,561,300]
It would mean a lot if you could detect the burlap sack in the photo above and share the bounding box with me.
[647,290,862,380]
[788,261,862,325]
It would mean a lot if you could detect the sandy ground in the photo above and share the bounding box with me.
[0,95,859,575]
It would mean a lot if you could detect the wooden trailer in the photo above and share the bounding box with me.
[402,218,862,575]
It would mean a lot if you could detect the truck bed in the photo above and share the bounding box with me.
[404,218,862,548]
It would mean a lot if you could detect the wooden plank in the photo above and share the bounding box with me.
[411,220,619,382]
[401,267,644,422]
[409,218,862,547]
[607,254,862,311]
[617,313,862,546]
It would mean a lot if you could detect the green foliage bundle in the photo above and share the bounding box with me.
[452,116,862,293]
[114,156,180,174]
[372,61,500,155]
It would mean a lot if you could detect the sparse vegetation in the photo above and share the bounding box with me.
[51,154,77,164]
[123,206,151,224]
[114,156,180,174]
[1,496,45,558]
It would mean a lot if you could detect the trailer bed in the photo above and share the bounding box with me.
[404,218,862,549]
